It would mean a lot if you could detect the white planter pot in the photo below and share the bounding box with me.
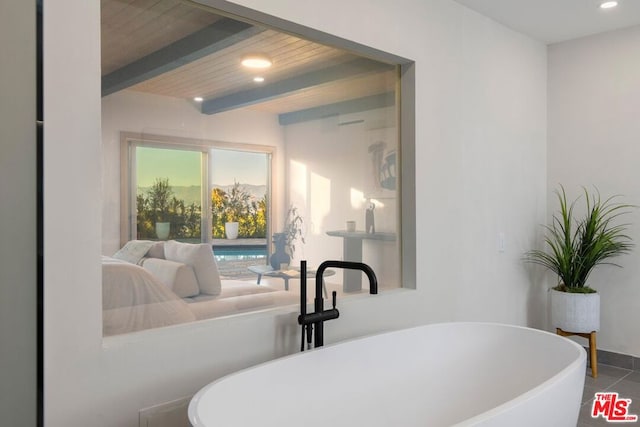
[155,222,170,240]
[550,288,600,333]
[225,222,239,240]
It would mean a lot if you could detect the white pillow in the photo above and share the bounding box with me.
[146,241,165,259]
[140,257,199,298]
[112,240,155,264]
[164,241,222,296]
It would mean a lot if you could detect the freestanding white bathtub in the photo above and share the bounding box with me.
[189,322,586,427]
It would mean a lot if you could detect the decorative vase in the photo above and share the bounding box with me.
[270,233,290,270]
[550,288,600,333]
[155,222,170,240]
[225,222,239,240]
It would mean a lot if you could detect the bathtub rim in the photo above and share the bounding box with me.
[188,321,587,427]
[450,323,587,425]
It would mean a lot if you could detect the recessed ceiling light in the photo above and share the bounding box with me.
[241,54,272,69]
[600,1,618,9]
[253,76,265,83]
[194,97,204,102]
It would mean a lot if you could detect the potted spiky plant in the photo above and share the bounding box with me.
[223,181,250,240]
[148,178,173,240]
[270,206,305,269]
[526,186,634,333]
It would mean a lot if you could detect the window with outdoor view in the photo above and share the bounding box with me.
[210,149,268,241]
[135,146,202,242]
[102,0,413,337]
[129,143,271,245]
[122,134,273,252]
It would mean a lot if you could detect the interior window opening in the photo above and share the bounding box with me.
[101,0,408,337]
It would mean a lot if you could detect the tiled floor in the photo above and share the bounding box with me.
[578,364,640,426]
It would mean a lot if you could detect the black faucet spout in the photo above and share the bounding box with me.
[298,259,379,351]
[315,260,378,295]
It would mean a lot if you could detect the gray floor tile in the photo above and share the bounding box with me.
[578,402,611,426]
[578,367,640,426]
[625,371,640,384]
[629,399,640,417]
[584,365,631,388]
[582,386,601,404]
[609,375,640,400]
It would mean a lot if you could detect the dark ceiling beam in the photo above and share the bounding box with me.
[102,18,264,97]
[201,58,394,115]
[278,92,396,126]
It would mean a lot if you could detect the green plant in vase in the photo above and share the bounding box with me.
[525,186,633,293]
[271,206,305,269]
[223,181,250,239]
[148,178,173,239]
[283,206,305,258]
[525,185,634,340]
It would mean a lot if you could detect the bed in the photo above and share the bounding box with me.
[102,241,298,336]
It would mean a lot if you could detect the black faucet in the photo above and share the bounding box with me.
[297,260,378,351]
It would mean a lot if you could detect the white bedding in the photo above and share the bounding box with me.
[187,280,298,320]
[102,256,196,336]
[102,256,298,336]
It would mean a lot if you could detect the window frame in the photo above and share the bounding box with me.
[119,131,275,246]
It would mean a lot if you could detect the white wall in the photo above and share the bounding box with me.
[44,1,547,426]
[101,90,286,255]
[0,1,37,425]
[548,25,640,357]
[284,108,400,287]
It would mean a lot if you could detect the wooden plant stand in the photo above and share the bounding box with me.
[556,328,597,378]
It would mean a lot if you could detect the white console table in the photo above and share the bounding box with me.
[326,230,396,292]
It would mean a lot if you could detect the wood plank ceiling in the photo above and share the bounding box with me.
[101,0,396,116]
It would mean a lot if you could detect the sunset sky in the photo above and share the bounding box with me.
[136,146,268,188]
